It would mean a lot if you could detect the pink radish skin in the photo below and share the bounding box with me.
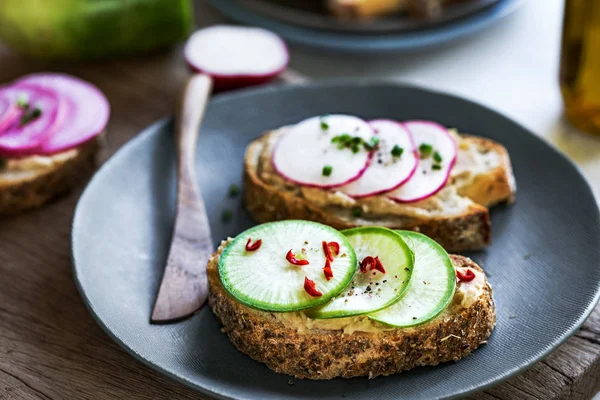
[184,25,289,91]
[0,83,66,157]
[17,73,110,155]
[339,119,418,199]
[0,94,20,133]
[387,121,457,203]
[273,115,374,189]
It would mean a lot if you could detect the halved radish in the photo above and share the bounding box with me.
[0,83,66,157]
[17,73,110,155]
[184,25,289,91]
[387,121,457,203]
[0,92,20,133]
[339,119,418,198]
[273,115,375,189]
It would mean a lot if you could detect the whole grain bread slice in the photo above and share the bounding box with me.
[243,129,515,252]
[0,138,100,215]
[208,241,496,380]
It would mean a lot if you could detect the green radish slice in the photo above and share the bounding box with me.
[369,231,456,327]
[218,221,357,312]
[307,227,413,319]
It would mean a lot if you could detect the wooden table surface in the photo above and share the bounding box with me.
[1,1,599,399]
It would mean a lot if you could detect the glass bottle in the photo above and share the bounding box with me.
[560,0,600,135]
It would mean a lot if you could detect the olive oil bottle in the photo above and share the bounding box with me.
[560,0,600,135]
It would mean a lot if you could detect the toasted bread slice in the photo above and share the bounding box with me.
[244,128,515,252]
[208,239,495,380]
[0,138,100,215]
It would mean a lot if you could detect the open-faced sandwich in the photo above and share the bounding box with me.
[0,73,109,215]
[327,0,472,19]
[245,115,515,251]
[208,220,495,379]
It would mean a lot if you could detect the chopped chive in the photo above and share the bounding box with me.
[363,136,380,151]
[351,144,360,153]
[419,143,433,158]
[320,115,329,130]
[228,184,240,197]
[433,151,442,163]
[391,145,404,158]
[19,107,42,127]
[221,209,233,223]
[16,96,29,109]
[352,207,362,217]
[322,165,333,176]
[432,164,442,170]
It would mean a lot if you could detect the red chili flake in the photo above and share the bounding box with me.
[328,241,340,256]
[360,256,375,273]
[323,258,333,281]
[245,238,262,252]
[456,269,476,282]
[304,276,323,297]
[286,250,309,266]
[322,241,333,262]
[373,256,386,274]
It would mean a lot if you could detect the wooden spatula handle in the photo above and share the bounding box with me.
[151,74,214,323]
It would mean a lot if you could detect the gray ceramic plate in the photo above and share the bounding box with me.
[72,81,600,400]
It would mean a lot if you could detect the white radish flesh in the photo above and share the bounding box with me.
[387,121,457,203]
[339,119,418,198]
[273,115,375,188]
[17,73,110,154]
[184,25,289,90]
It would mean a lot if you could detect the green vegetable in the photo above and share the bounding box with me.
[432,164,442,170]
[228,184,240,198]
[352,207,362,217]
[0,0,193,60]
[20,107,42,127]
[221,209,233,223]
[433,151,443,163]
[391,145,403,158]
[363,136,380,151]
[322,165,333,176]
[320,116,329,130]
[419,143,433,158]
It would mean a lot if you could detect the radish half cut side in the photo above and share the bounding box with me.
[0,92,19,133]
[0,83,66,157]
[339,119,418,198]
[184,25,289,90]
[17,73,110,155]
[273,114,374,188]
[387,121,457,203]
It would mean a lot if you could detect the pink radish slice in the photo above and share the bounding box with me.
[273,115,374,188]
[339,119,418,198]
[184,25,289,91]
[0,94,20,133]
[0,83,66,157]
[17,73,110,155]
[387,121,457,203]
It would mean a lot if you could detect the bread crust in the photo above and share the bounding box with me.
[243,130,515,252]
[0,138,99,215]
[208,248,496,380]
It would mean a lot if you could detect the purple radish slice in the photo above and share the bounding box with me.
[339,119,418,198]
[184,25,289,91]
[17,73,110,155]
[273,115,374,189]
[0,93,20,133]
[387,121,457,203]
[0,83,66,157]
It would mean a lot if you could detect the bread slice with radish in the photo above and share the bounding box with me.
[208,229,496,380]
[0,73,109,215]
[244,117,515,252]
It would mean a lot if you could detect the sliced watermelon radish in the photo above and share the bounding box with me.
[339,119,418,198]
[0,83,66,157]
[184,25,289,91]
[387,121,457,203]
[17,73,110,155]
[0,92,20,133]
[273,115,375,189]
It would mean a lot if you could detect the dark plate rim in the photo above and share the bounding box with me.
[72,79,600,400]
